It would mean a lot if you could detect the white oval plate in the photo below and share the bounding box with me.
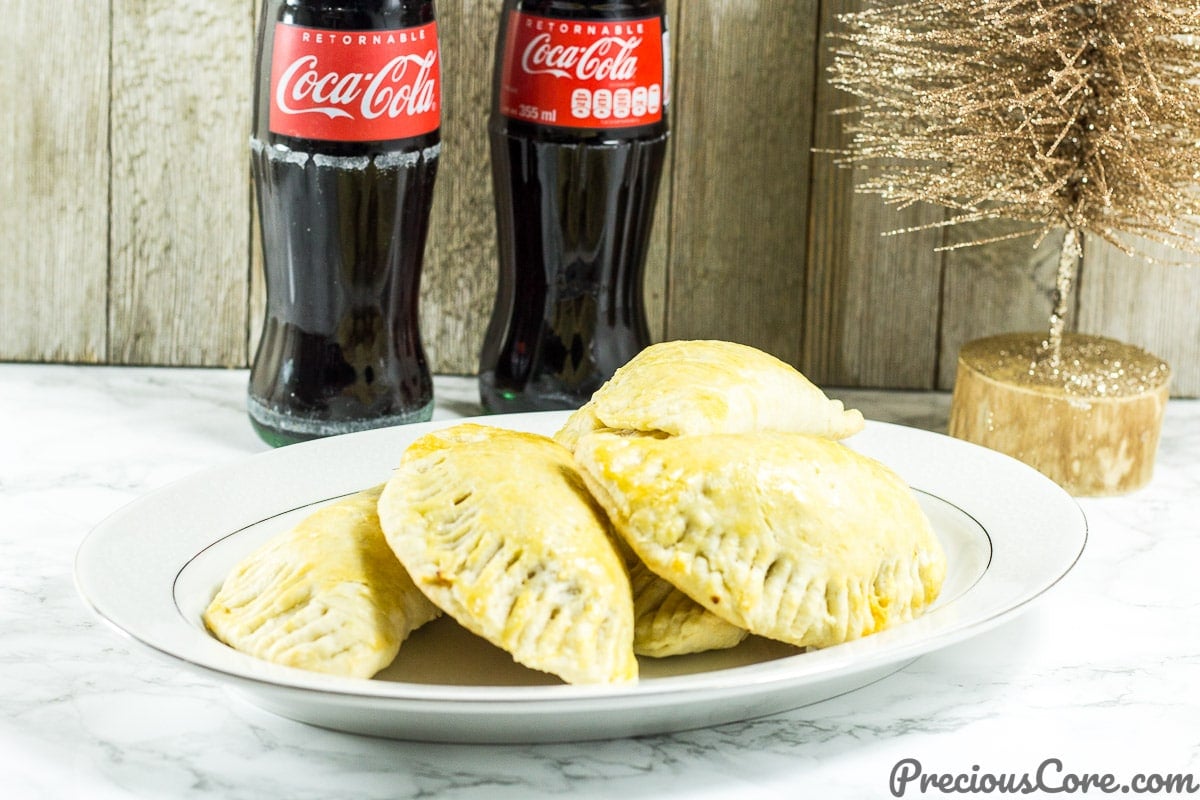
[76,412,1086,744]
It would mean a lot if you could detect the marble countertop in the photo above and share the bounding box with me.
[2,364,1198,799]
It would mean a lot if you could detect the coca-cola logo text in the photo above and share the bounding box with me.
[268,22,441,142]
[498,13,666,130]
[275,52,439,121]
[520,33,642,82]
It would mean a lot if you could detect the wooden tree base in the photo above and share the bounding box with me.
[948,332,1171,496]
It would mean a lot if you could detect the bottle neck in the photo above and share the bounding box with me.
[505,1,665,21]
[276,0,436,29]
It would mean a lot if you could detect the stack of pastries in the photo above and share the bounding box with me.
[204,340,946,684]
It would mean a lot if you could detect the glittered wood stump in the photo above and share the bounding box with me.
[948,332,1171,496]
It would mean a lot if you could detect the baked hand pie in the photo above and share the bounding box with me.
[555,339,864,654]
[555,339,864,450]
[377,423,638,684]
[629,558,749,657]
[203,485,440,678]
[595,526,748,657]
[574,431,946,649]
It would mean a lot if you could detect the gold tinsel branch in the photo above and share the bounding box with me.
[828,0,1200,256]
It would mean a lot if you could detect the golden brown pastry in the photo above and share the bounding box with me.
[555,340,865,656]
[377,423,638,684]
[574,431,946,649]
[629,558,749,657]
[596,524,748,657]
[203,485,440,678]
[554,339,864,450]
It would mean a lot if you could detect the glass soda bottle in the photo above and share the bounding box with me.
[479,0,670,412]
[248,0,441,446]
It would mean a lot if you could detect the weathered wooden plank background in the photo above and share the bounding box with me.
[4,0,1198,396]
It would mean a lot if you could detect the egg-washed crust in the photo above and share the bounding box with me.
[574,431,946,649]
[202,485,440,679]
[377,424,638,685]
[598,518,749,657]
[629,558,750,657]
[554,340,864,451]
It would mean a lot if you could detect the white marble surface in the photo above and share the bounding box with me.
[2,364,1198,799]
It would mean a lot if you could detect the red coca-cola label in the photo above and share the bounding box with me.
[268,21,441,142]
[498,12,667,130]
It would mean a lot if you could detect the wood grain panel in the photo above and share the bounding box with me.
[804,0,944,389]
[4,0,1200,397]
[641,0,682,344]
[663,0,818,366]
[0,3,110,363]
[937,223,1066,390]
[109,0,252,366]
[1077,237,1200,398]
[418,1,501,376]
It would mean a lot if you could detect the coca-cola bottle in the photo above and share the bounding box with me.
[248,0,441,446]
[479,0,670,412]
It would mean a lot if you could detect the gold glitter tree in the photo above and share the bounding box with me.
[828,0,1200,368]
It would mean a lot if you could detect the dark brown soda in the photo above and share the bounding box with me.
[248,0,439,446]
[478,0,669,413]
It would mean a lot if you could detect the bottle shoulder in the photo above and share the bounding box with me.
[253,130,441,158]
